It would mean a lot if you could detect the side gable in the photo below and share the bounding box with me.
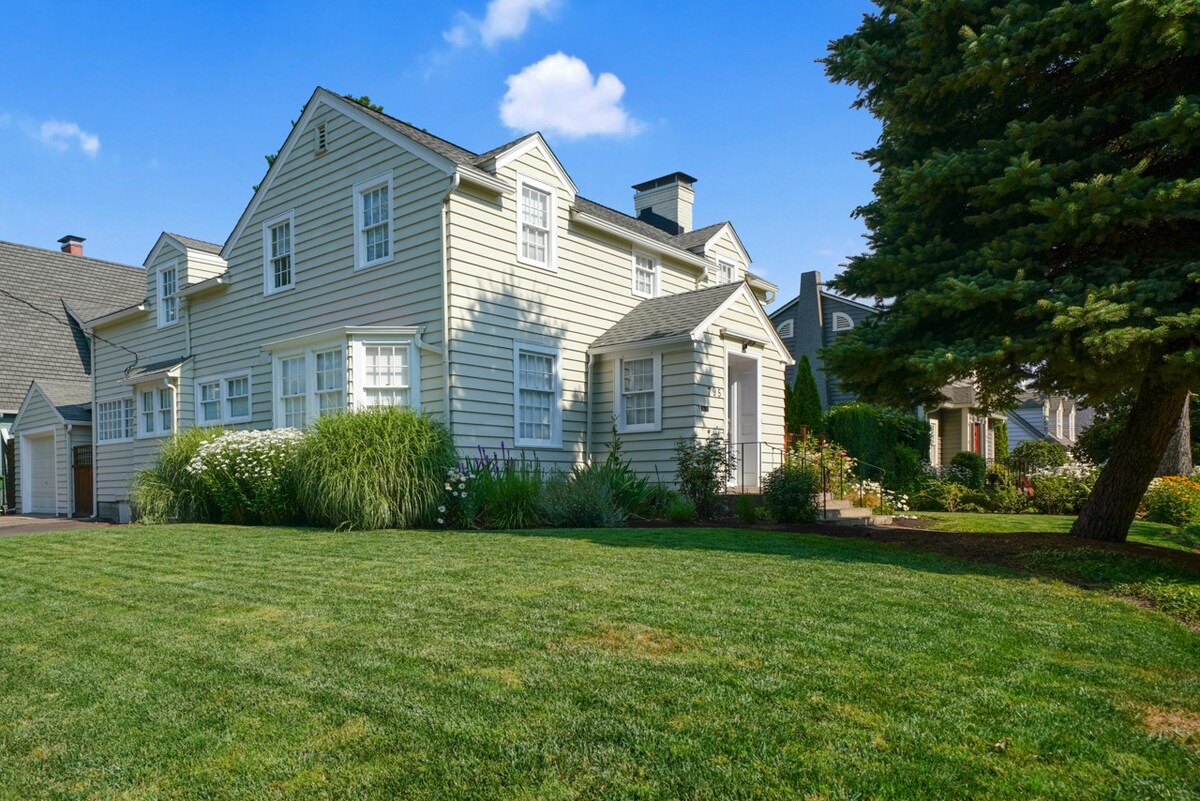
[703,223,752,268]
[12,383,66,431]
[222,88,459,261]
[487,134,578,199]
[695,283,793,364]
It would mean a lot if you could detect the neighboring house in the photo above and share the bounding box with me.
[1006,392,1093,452]
[83,87,790,520]
[771,270,1005,466]
[1,237,144,514]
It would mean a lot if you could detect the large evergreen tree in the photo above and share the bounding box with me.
[786,355,825,436]
[823,1,1200,541]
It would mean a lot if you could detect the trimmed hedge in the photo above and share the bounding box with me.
[822,403,930,491]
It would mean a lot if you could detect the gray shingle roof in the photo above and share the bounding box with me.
[592,283,743,350]
[671,222,729,252]
[472,133,538,165]
[0,240,145,412]
[35,378,93,422]
[119,356,189,383]
[167,233,223,255]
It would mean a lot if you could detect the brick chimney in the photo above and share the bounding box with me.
[633,172,696,235]
[58,235,85,256]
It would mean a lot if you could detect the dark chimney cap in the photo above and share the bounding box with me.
[57,235,86,245]
[632,172,697,192]
[58,234,86,256]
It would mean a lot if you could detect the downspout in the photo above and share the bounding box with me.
[89,331,98,519]
[440,174,461,437]
[585,352,593,465]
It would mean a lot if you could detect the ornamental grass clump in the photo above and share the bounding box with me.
[188,428,305,525]
[294,408,456,530]
[132,427,222,523]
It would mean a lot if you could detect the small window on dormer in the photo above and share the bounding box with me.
[315,123,327,154]
[831,312,855,332]
[158,263,178,328]
[716,258,735,285]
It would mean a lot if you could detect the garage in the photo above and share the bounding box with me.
[25,432,56,514]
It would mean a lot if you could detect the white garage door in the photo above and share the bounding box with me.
[27,434,56,514]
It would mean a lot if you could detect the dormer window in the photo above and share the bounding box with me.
[353,172,394,271]
[632,250,659,298]
[716,258,735,285]
[263,211,295,294]
[517,176,555,271]
[158,262,178,327]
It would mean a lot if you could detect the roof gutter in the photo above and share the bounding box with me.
[176,275,228,298]
[587,334,696,357]
[85,303,147,331]
[456,166,511,196]
[569,209,711,274]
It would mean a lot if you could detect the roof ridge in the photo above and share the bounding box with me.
[351,100,481,160]
[0,239,144,272]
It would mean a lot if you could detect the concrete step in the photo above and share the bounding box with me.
[823,506,873,521]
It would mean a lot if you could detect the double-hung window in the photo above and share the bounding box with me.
[632,250,658,298]
[137,385,175,437]
[516,176,554,270]
[354,172,393,270]
[263,211,294,294]
[616,354,661,433]
[97,398,134,442]
[273,345,348,428]
[196,373,252,426]
[158,263,178,327]
[314,348,346,414]
[362,344,410,407]
[514,342,560,447]
[279,356,308,428]
[716,259,735,285]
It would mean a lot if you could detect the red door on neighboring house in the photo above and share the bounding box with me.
[972,422,982,454]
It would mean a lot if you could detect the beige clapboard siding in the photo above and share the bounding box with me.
[11,390,65,514]
[446,144,709,469]
[90,104,453,505]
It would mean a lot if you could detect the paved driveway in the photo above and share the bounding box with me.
[0,515,114,537]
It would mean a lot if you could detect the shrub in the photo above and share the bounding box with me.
[188,429,305,524]
[993,420,1009,461]
[674,433,734,519]
[131,428,222,523]
[294,408,456,530]
[539,470,622,527]
[822,403,931,492]
[1029,472,1090,515]
[666,496,697,522]
[762,462,821,524]
[464,447,544,529]
[733,494,761,524]
[949,451,987,490]
[586,428,650,519]
[1011,440,1069,470]
[1173,521,1200,549]
[986,483,1032,514]
[1143,476,1200,526]
[636,482,679,519]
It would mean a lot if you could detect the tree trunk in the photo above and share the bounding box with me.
[1070,371,1190,542]
[1156,394,1193,476]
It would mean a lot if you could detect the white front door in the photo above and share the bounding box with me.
[727,352,760,490]
[26,433,56,514]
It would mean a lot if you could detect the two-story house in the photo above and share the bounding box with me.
[81,88,790,520]
[771,270,1006,467]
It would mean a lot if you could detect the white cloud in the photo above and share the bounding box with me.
[444,0,558,48]
[39,120,101,157]
[500,53,643,139]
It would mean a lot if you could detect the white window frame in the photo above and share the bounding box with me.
[715,258,735,285]
[272,343,348,429]
[631,249,659,299]
[97,398,135,443]
[351,337,421,410]
[136,383,176,439]
[262,210,296,295]
[194,372,253,426]
[831,311,855,332]
[353,171,395,271]
[777,319,794,339]
[513,340,562,448]
[157,260,179,328]
[515,174,556,272]
[615,352,663,434]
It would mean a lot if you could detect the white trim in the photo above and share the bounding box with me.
[85,303,146,331]
[271,343,347,429]
[819,290,879,314]
[516,173,557,272]
[350,336,421,411]
[777,319,794,339]
[630,248,659,299]
[222,88,456,262]
[569,208,710,274]
[715,257,737,285]
[156,260,180,328]
[831,311,855,332]
[353,171,396,271]
[262,209,296,295]
[692,283,794,364]
[704,223,752,266]
[725,347,763,488]
[262,325,428,353]
[614,351,662,434]
[19,427,60,516]
[96,397,135,444]
[489,135,579,197]
[512,340,562,449]
[12,383,68,430]
[194,371,252,426]
[135,383,177,439]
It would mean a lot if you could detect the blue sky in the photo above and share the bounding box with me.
[0,0,879,308]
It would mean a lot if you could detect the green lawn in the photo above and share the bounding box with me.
[1,526,1198,799]
[914,511,1191,550]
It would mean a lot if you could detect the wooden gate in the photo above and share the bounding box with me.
[73,445,93,518]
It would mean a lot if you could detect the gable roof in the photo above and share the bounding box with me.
[591,283,743,350]
[166,233,222,255]
[36,378,93,422]
[671,222,730,252]
[0,240,144,413]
